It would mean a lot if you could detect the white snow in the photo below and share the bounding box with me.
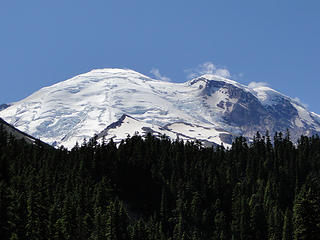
[166,122,231,148]
[99,115,177,144]
[0,68,213,148]
[193,74,245,89]
[0,68,319,148]
[291,103,320,131]
[98,115,232,148]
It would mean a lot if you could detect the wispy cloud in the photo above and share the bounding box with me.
[150,68,171,82]
[293,97,309,109]
[215,68,231,78]
[184,62,231,79]
[247,81,269,89]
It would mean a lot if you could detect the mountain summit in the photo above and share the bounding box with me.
[1,68,319,148]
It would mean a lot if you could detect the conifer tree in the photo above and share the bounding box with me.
[293,185,320,240]
[282,208,293,240]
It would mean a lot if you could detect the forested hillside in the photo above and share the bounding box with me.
[0,124,320,239]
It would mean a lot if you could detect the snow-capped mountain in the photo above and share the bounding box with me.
[0,68,319,148]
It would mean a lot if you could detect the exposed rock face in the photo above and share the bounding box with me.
[95,114,232,148]
[0,68,319,148]
[192,76,320,142]
[0,104,10,111]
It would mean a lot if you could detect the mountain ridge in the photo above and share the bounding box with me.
[0,117,49,147]
[94,114,232,148]
[0,68,319,148]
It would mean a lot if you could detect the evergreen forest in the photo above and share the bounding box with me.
[0,125,320,240]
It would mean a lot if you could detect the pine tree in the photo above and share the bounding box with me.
[293,185,320,240]
[0,180,9,239]
[282,208,293,240]
[105,202,117,240]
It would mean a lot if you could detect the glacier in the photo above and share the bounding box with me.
[0,68,319,149]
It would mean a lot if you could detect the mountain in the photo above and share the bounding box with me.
[0,117,46,146]
[0,68,319,148]
[94,114,232,147]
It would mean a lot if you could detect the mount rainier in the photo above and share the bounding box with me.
[1,68,320,148]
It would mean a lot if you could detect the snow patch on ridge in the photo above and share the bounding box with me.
[96,115,232,148]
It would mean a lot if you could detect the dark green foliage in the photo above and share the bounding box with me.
[293,177,320,240]
[0,126,320,239]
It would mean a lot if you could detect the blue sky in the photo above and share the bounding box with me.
[1,1,320,112]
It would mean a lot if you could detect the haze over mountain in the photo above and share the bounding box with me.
[0,68,319,149]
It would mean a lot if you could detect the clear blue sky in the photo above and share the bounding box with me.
[1,1,320,112]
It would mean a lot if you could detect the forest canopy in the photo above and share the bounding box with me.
[0,125,320,240]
